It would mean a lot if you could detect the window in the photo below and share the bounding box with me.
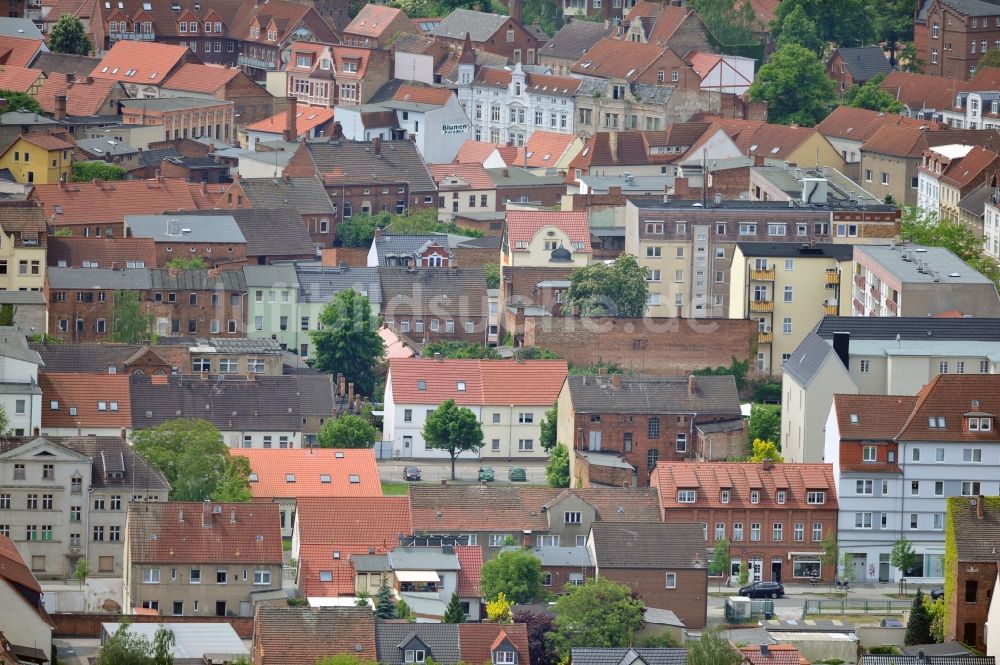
[860,359,870,373]
[911,480,921,495]
[216,570,228,584]
[855,512,873,528]
[489,534,506,547]
[812,522,823,541]
[912,447,921,462]
[564,511,581,524]
[648,417,660,438]
[962,481,981,496]
[750,490,760,504]
[772,523,783,541]
[494,653,516,665]
[910,513,919,529]
[807,491,825,504]
[934,513,944,530]
[518,439,534,451]
[254,569,271,585]
[750,523,761,541]
[541,572,553,586]
[676,433,687,453]
[793,523,804,542]
[404,651,426,664]
[863,446,877,462]
[782,318,792,335]
[665,572,677,588]
[677,489,696,503]
[537,535,560,547]
[732,523,743,541]
[964,448,983,463]
[519,412,534,424]
[715,522,725,540]
[856,480,873,495]
[143,568,160,583]
[720,490,730,503]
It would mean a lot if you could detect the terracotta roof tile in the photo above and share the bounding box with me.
[0,202,46,234]
[387,358,568,405]
[392,83,454,106]
[896,374,1000,442]
[429,163,496,190]
[740,644,809,665]
[645,6,696,46]
[186,182,226,209]
[246,106,334,135]
[570,37,666,80]
[90,40,189,84]
[816,105,944,142]
[962,66,1000,92]
[227,0,336,48]
[688,52,722,78]
[296,496,412,547]
[299,543,378,596]
[0,36,42,68]
[860,125,931,157]
[749,0,780,24]
[651,462,839,510]
[459,624,528,665]
[506,210,591,252]
[879,71,959,112]
[345,4,406,38]
[0,65,41,92]
[39,373,131,428]
[46,236,157,268]
[20,133,73,151]
[35,75,120,117]
[833,394,919,440]
[455,545,481,597]
[31,178,198,226]
[235,448,383,499]
[624,1,662,23]
[455,140,518,166]
[515,130,579,168]
[939,145,1000,188]
[161,63,240,94]
[254,606,376,665]
[126,501,283,564]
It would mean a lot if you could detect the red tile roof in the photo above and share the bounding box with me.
[46,236,158,268]
[455,545,482,597]
[392,84,454,106]
[39,373,131,428]
[879,71,959,113]
[0,65,42,92]
[299,543,375,596]
[296,496,411,547]
[90,40,189,84]
[860,125,933,157]
[833,394,919,440]
[940,145,1000,188]
[254,606,376,665]
[505,210,591,253]
[688,52,723,78]
[740,644,809,665]
[31,178,198,226]
[35,75,120,117]
[235,448,383,499]
[126,501,283,564]
[246,106,334,136]
[186,182,226,209]
[515,130,579,168]
[459,624,529,665]
[962,66,1000,92]
[455,140,518,166]
[749,0,780,24]
[895,374,1000,442]
[20,133,74,151]
[0,534,53,628]
[387,358,569,406]
[429,163,496,190]
[651,462,838,510]
[624,0,661,23]
[473,67,581,95]
[0,36,43,68]
[646,6,696,45]
[815,105,943,142]
[345,4,406,38]
[161,63,240,94]
[570,37,667,80]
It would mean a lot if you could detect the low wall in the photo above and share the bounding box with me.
[52,613,255,639]
[856,626,905,649]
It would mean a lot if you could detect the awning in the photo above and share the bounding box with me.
[396,570,440,583]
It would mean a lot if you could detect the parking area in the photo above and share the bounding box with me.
[377,458,549,485]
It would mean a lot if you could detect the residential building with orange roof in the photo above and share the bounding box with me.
[245,101,334,150]
[0,133,73,185]
[235,448,382,538]
[89,41,192,96]
[160,64,275,129]
[705,117,848,173]
[123,500,282,616]
[0,35,44,69]
[35,73,126,118]
[283,42,392,109]
[0,202,47,293]
[502,210,590,268]
[0,533,53,663]
[617,3,711,55]
[454,140,519,167]
[816,106,945,177]
[342,3,414,48]
[514,129,583,173]
[651,461,838,584]
[384,358,568,460]
[825,374,1000,585]
[878,70,959,118]
[741,643,810,665]
[30,177,199,236]
[254,606,376,665]
[429,163,498,215]
[38,372,131,437]
[917,143,1000,219]
[0,65,42,94]
[685,51,756,95]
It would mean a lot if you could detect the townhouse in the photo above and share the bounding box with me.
[0,203,47,293]
[915,0,1000,79]
[615,2,712,53]
[710,118,849,174]
[220,176,336,249]
[379,268,489,345]
[0,133,73,185]
[945,494,999,652]
[159,63,276,131]
[537,20,611,76]
[782,316,1000,464]
[284,42,392,108]
[825,375,1000,585]
[0,435,168,581]
[342,4,414,48]
[429,6,546,65]
[826,46,892,94]
[88,41,193,97]
[917,144,1000,219]
[559,374,744,487]
[651,461,839,584]
[123,214,248,268]
[123,500,282,616]
[120,97,236,143]
[852,243,1000,317]
[244,100,335,149]
[0,534,53,664]
[0,328,42,437]
[369,232,453,268]
[878,70,960,120]
[383,357,567,460]
[986,174,1000,259]
[729,242,853,375]
[374,623,529,665]
[39,373,131,437]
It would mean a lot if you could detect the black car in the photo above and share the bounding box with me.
[930,588,944,600]
[739,581,785,599]
[403,466,421,481]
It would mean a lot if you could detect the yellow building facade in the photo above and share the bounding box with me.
[0,134,73,185]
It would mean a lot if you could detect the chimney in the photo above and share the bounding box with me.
[978,494,986,519]
[202,500,212,527]
[337,373,346,397]
[348,381,355,404]
[230,509,237,524]
[283,96,297,142]
[178,509,184,523]
[762,459,774,471]
[688,374,697,396]
[434,352,443,361]
[55,94,67,120]
[120,427,127,443]
[832,331,850,369]
[760,644,769,656]
[374,228,382,241]
[508,0,522,23]
[608,131,617,159]
[200,181,208,195]
[373,136,382,156]
[611,374,621,389]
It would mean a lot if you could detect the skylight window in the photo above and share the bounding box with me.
[417,379,426,390]
[111,67,119,74]
[249,473,258,482]
[142,1,151,8]
[349,474,361,483]
[770,147,780,154]
[850,414,858,423]
[335,452,345,459]
[285,473,296,482]
[149,72,158,79]
[320,570,333,581]
[457,381,466,391]
[320,474,331,483]
[101,66,109,73]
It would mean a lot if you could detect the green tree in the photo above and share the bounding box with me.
[72,556,88,589]
[840,550,857,583]
[483,263,500,289]
[844,74,904,113]
[687,629,741,665]
[318,414,378,448]
[738,560,749,586]
[693,356,749,391]
[979,52,1000,72]
[375,575,397,619]
[336,213,387,247]
[521,0,563,36]
[546,443,569,488]
[422,340,500,359]
[568,360,626,375]
[133,419,229,501]
[96,622,175,665]
[709,539,729,591]
[539,403,557,452]
[513,347,561,361]
[486,591,513,623]
[72,162,127,183]
[901,207,1000,287]
[310,288,385,395]
[48,14,91,55]
[110,290,153,344]
[689,0,761,52]
[924,594,945,643]
[422,399,484,479]
[749,438,784,463]
[165,256,207,270]
[0,89,41,114]
[748,44,836,126]
[396,598,415,622]
[772,0,874,47]
[480,548,543,603]
[638,631,683,648]
[748,404,781,446]
[153,626,175,665]
[53,228,72,237]
[565,254,648,318]
[775,4,824,56]
[820,534,838,589]
[891,536,919,577]
[513,610,559,665]
[0,303,14,326]
[898,41,925,73]
[551,578,645,655]
[211,455,253,503]
[905,589,933,645]
[871,0,917,60]
[316,656,379,665]
[443,591,466,623]
[0,406,8,436]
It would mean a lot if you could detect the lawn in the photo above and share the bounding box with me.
[381,481,411,495]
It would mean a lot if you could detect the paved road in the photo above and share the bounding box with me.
[707,582,918,623]
[377,458,549,484]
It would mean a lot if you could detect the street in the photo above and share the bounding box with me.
[706,582,918,624]
[377,457,550,485]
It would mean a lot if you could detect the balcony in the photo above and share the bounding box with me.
[750,268,775,281]
[757,331,773,343]
[825,269,840,285]
[869,285,881,300]
[824,304,838,315]
[886,298,898,314]
[854,274,866,289]
[110,31,155,41]
[238,55,276,70]
[749,299,773,313]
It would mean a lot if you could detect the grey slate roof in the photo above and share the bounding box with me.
[834,46,892,82]
[388,547,459,570]
[958,182,990,216]
[375,623,460,665]
[0,291,44,305]
[296,266,383,305]
[1,111,58,125]
[47,267,151,290]
[540,21,612,60]
[951,496,1000,562]
[57,436,170,491]
[148,269,246,291]
[76,138,138,157]
[137,147,180,168]
[814,316,1000,340]
[0,326,41,365]
[292,374,337,417]
[351,553,391,572]
[565,375,740,415]
[31,342,147,373]
[531,546,593,567]
[591,522,706,569]
[860,658,995,665]
[0,18,42,39]
[243,265,300,289]
[190,337,282,354]
[780,331,835,387]
[429,8,509,42]
[237,177,335,215]
[306,140,436,192]
[571,648,688,665]
[374,234,452,265]
[939,0,1000,17]
[30,51,100,76]
[379,267,488,317]
[126,214,246,244]
[190,209,316,258]
[735,242,855,260]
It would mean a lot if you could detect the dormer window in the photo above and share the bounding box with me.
[750,490,759,504]
[343,60,359,73]
[969,416,992,431]
[404,651,426,664]
[720,490,729,504]
[777,490,786,504]
[494,652,517,665]
[806,491,826,505]
[677,489,696,503]
[267,29,277,40]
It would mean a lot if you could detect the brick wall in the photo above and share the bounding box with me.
[947,560,996,651]
[52,612,255,638]
[543,565,594,593]
[453,245,499,269]
[599,568,707,629]
[575,454,635,487]
[151,241,247,268]
[321,246,370,266]
[523,316,754,375]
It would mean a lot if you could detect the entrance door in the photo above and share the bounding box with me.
[852,553,866,582]
[750,556,763,582]
[879,554,890,582]
[215,601,227,617]
[771,558,782,583]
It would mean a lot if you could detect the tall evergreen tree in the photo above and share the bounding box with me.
[374,576,397,619]
[443,592,466,623]
[905,589,933,645]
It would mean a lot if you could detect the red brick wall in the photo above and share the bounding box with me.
[321,246,370,266]
[495,183,566,210]
[151,241,247,268]
[575,454,635,487]
[947,560,996,651]
[523,316,754,375]
[52,613,254,638]
[918,2,998,80]
[600,568,707,629]
[543,565,594,593]
[453,245,499,269]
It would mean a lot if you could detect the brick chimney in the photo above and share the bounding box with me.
[508,0,522,22]
[65,72,74,85]
[978,494,986,519]
[611,374,621,389]
[688,374,697,396]
[373,136,382,156]
[201,500,212,527]
[283,96,297,142]
[55,95,67,120]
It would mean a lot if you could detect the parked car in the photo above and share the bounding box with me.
[478,466,495,481]
[930,588,944,600]
[508,467,527,482]
[403,466,421,481]
[739,581,785,599]
[880,619,904,627]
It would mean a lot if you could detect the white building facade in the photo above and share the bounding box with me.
[0,328,42,436]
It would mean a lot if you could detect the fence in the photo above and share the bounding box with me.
[725,597,774,624]
[802,599,911,618]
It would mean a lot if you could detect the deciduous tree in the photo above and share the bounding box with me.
[687,629,741,665]
[748,404,781,446]
[748,44,836,126]
[545,443,569,488]
[539,403,557,452]
[0,90,41,114]
[133,419,229,502]
[422,399,483,479]
[891,536,919,577]
[480,548,543,603]
[775,4,824,56]
[709,539,729,590]
[565,254,648,318]
[486,591,513,623]
[845,75,904,113]
[211,455,253,503]
[49,14,92,55]
[749,439,783,463]
[512,610,559,665]
[551,578,645,655]
[110,290,153,344]
[72,162,127,182]
[96,622,175,665]
[773,0,874,47]
[310,288,384,396]
[421,341,500,359]
[905,590,933,645]
[165,256,207,270]
[318,414,378,449]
